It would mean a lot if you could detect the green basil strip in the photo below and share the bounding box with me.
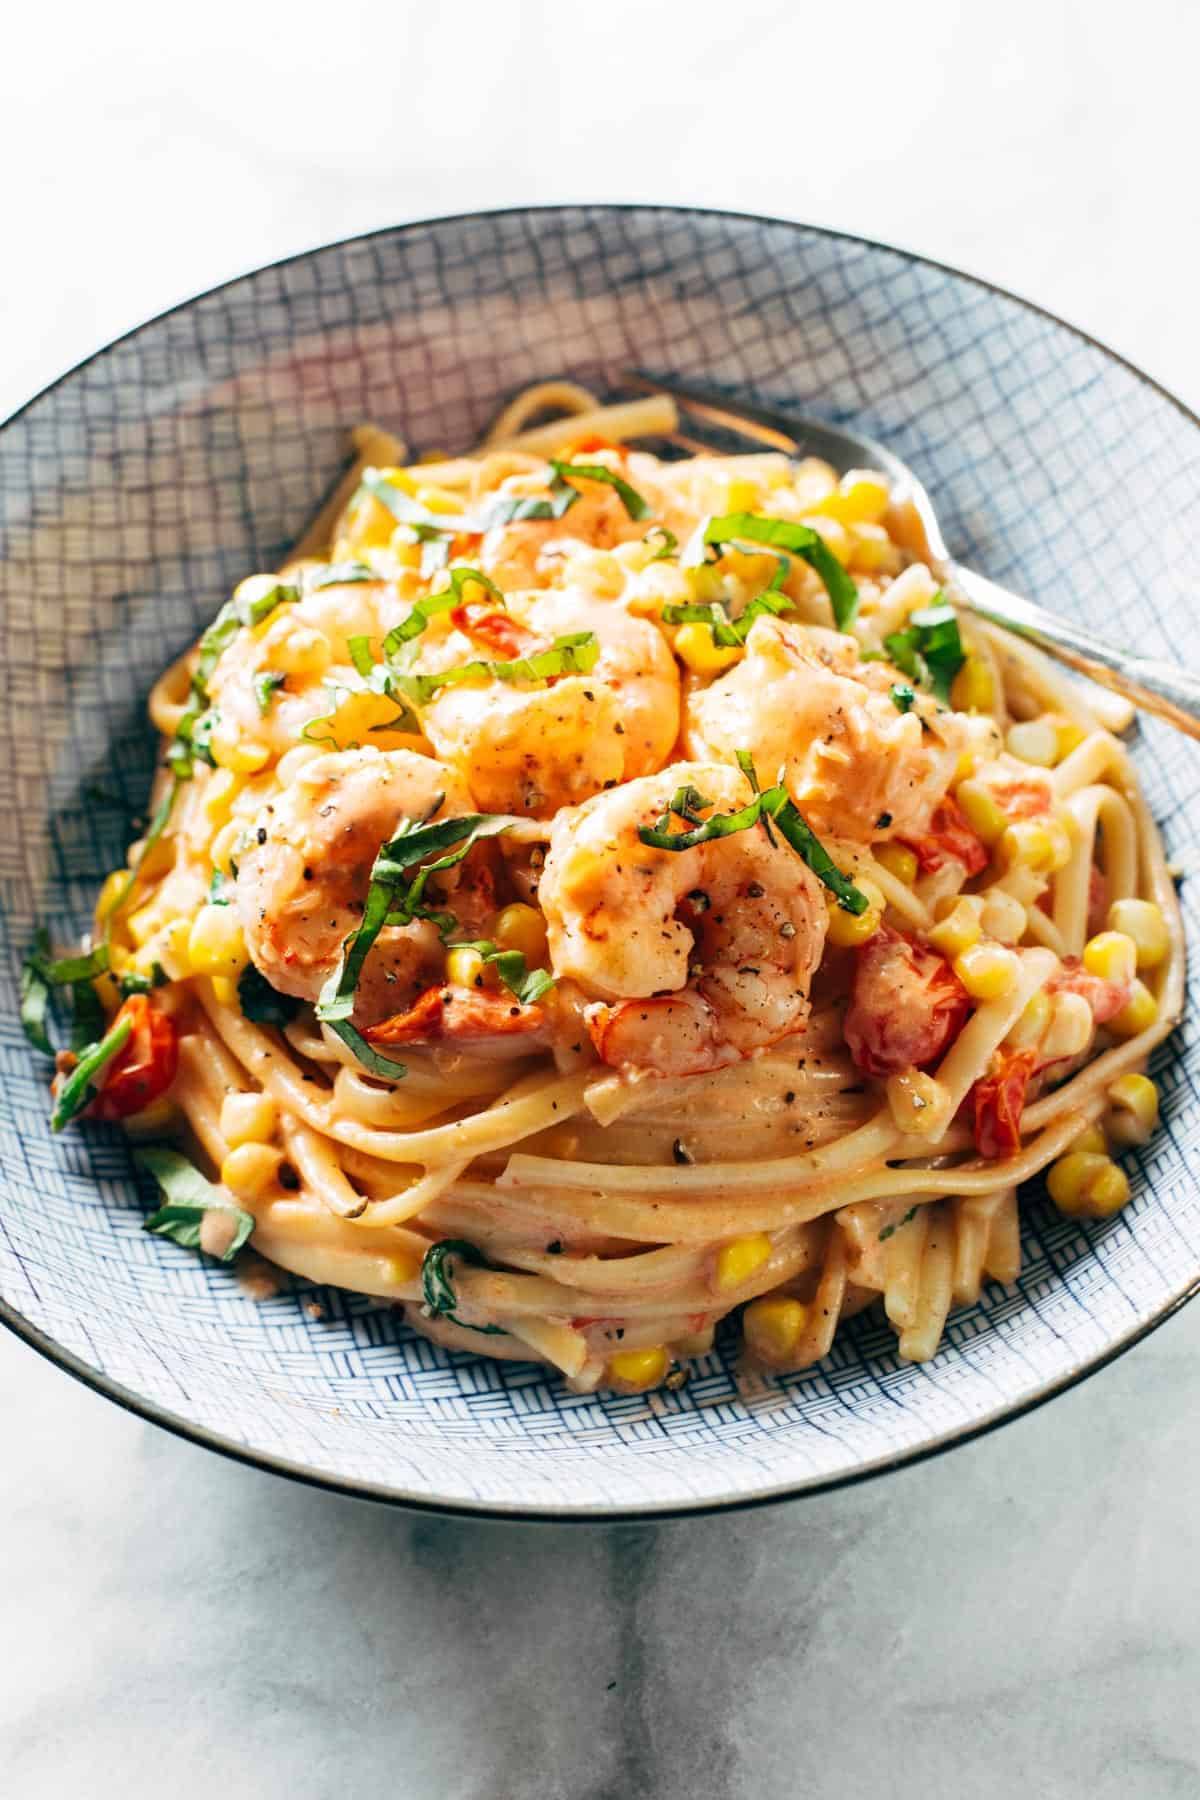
[644,526,679,562]
[360,468,490,536]
[637,790,766,852]
[704,512,859,630]
[136,1147,255,1262]
[883,601,964,704]
[236,963,301,1026]
[393,632,600,705]
[36,943,111,986]
[20,929,52,1053]
[446,939,555,1005]
[306,561,377,590]
[253,670,287,715]
[486,484,579,525]
[763,788,869,914]
[119,964,167,999]
[889,682,916,713]
[98,776,181,934]
[662,586,795,648]
[69,981,107,1055]
[51,1012,134,1132]
[326,1020,409,1082]
[420,1239,507,1335]
[547,459,650,520]
[382,567,506,655]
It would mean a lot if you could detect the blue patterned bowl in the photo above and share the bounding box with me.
[3,206,1199,1518]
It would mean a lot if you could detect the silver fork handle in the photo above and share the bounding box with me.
[947,561,1200,744]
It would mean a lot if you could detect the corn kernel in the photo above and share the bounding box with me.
[1054,719,1088,760]
[955,779,1007,847]
[811,468,891,525]
[200,767,245,833]
[673,621,743,677]
[872,842,919,886]
[210,821,243,878]
[340,489,399,553]
[722,476,761,513]
[379,1250,422,1287]
[885,1068,953,1137]
[980,889,1027,945]
[1006,988,1051,1050]
[1000,818,1071,874]
[386,532,424,570]
[271,625,332,679]
[1108,979,1158,1039]
[132,917,191,983]
[1105,1073,1159,1148]
[220,1091,279,1148]
[1083,930,1138,987]
[187,904,250,977]
[798,515,852,564]
[954,941,1019,1001]
[1042,991,1094,1060]
[684,562,725,604]
[1006,718,1060,767]
[414,483,464,514]
[951,655,995,715]
[220,1142,284,1203]
[210,976,239,1005]
[96,868,133,923]
[493,902,549,966]
[1106,898,1169,970]
[847,522,898,574]
[209,727,271,775]
[606,1345,670,1391]
[713,1233,773,1292]
[743,1295,807,1366]
[825,876,885,949]
[446,945,487,988]
[1069,1123,1108,1156]
[928,895,984,959]
[1047,1151,1131,1219]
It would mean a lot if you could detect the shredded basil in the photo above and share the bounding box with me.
[119,964,167,999]
[254,669,287,715]
[883,601,964,704]
[547,459,649,520]
[51,1011,133,1132]
[889,682,916,713]
[392,632,599,705]
[382,568,506,655]
[446,939,555,1005]
[326,1020,410,1081]
[19,929,53,1053]
[420,1239,507,1334]
[485,459,650,526]
[878,1205,919,1242]
[22,935,112,1055]
[662,586,795,648]
[305,561,377,590]
[644,525,679,562]
[136,1147,255,1262]
[703,512,859,631]
[359,468,486,536]
[69,981,106,1055]
[236,963,300,1026]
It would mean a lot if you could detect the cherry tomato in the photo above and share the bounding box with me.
[449,603,536,660]
[972,1046,1040,1158]
[88,994,179,1121]
[1047,959,1129,1026]
[844,925,970,1078]
[900,796,989,878]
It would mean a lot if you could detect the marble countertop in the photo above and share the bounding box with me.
[3,4,1199,1794]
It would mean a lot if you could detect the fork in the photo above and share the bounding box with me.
[626,373,1200,743]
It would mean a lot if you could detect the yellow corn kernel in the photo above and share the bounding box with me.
[220,1142,284,1203]
[210,821,243,879]
[340,488,400,553]
[1069,1123,1108,1156]
[132,917,191,983]
[1105,1073,1159,1148]
[873,842,919,886]
[1082,930,1138,987]
[885,1068,953,1138]
[722,476,761,514]
[209,726,271,774]
[493,902,549,966]
[954,750,977,783]
[980,889,1027,945]
[683,562,725,604]
[999,818,1071,874]
[743,1295,807,1367]
[607,1345,670,1392]
[825,876,884,949]
[1047,1151,1131,1220]
[954,941,1019,1001]
[210,976,239,1005]
[1006,718,1059,767]
[955,779,1007,848]
[446,945,487,988]
[220,1091,279,1148]
[847,522,899,574]
[928,895,984,959]
[673,621,743,677]
[1054,719,1088,760]
[1106,898,1169,970]
[326,688,424,750]
[187,904,250,977]
[1042,991,1094,1060]
[1006,988,1051,1050]
[96,868,132,924]
[798,515,852,564]
[379,1249,422,1288]
[950,655,995,715]
[713,1232,773,1292]
[385,532,423,570]
[1107,979,1158,1039]
[413,483,464,515]
[271,625,332,679]
[127,898,167,948]
[200,767,245,834]
[811,468,891,525]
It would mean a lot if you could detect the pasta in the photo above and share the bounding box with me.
[23,380,1185,1398]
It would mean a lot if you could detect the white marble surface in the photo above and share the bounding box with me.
[3,3,1200,1793]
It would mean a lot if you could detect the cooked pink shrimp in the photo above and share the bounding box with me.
[477,451,689,589]
[538,762,828,1075]
[685,617,970,841]
[234,746,489,1026]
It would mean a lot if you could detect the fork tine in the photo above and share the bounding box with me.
[623,372,800,455]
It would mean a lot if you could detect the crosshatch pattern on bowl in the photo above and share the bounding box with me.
[1,205,1199,1515]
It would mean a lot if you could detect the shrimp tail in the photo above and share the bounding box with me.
[366,984,550,1052]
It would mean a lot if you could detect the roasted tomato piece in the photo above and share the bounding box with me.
[900,796,989,878]
[972,1045,1040,1158]
[844,924,970,1078]
[88,995,179,1121]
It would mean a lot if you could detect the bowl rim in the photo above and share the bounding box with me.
[3,200,1198,1522]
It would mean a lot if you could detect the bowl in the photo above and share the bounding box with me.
[2,205,1199,1519]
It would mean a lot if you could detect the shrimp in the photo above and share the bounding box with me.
[207,576,412,754]
[415,584,680,816]
[477,452,691,589]
[538,762,828,1076]
[234,746,489,1026]
[685,616,971,842]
